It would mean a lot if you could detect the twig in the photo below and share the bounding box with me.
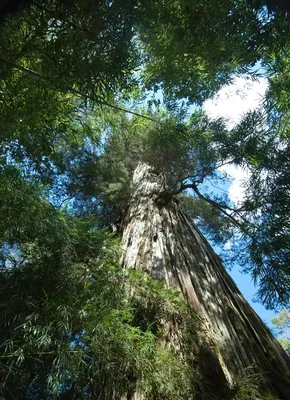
[0,350,82,358]
[0,57,157,122]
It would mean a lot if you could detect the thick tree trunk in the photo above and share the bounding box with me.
[121,163,290,399]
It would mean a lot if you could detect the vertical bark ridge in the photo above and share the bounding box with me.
[121,163,290,399]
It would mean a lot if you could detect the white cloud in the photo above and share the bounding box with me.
[223,240,232,251]
[220,164,249,206]
[204,76,268,129]
[203,76,268,204]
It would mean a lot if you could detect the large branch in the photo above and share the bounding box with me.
[169,181,251,234]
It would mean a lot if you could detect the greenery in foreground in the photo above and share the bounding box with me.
[0,205,196,398]
[0,0,290,398]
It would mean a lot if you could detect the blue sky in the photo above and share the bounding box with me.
[229,265,276,328]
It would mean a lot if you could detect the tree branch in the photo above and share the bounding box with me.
[191,183,248,231]
[171,181,250,233]
[0,57,157,122]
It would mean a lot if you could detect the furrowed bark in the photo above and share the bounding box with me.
[121,163,290,399]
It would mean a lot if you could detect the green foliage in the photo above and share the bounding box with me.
[124,270,198,399]
[0,0,139,100]
[272,310,290,332]
[272,310,290,355]
[143,111,227,183]
[178,194,233,246]
[0,203,197,399]
[232,366,279,400]
[233,367,264,400]
[138,0,267,104]
[0,0,141,190]
[142,348,194,399]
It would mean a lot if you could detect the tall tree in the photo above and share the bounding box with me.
[1,0,290,399]
[121,160,290,399]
